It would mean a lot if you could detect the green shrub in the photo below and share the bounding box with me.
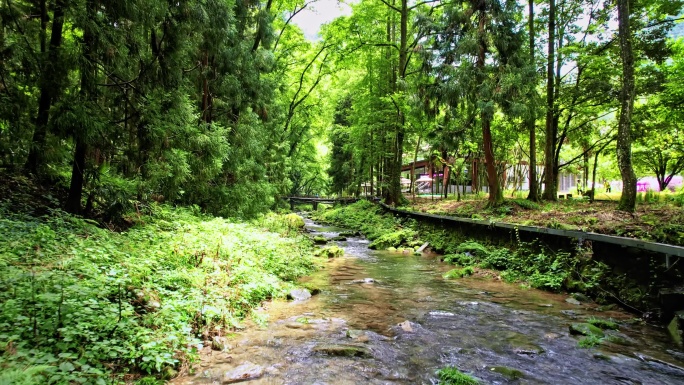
[368,229,416,250]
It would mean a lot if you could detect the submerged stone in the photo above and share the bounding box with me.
[565,297,581,305]
[490,366,524,380]
[222,362,264,383]
[313,344,372,358]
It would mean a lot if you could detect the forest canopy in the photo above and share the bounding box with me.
[0,0,683,216]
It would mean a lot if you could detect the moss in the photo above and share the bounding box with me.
[284,213,305,228]
[587,317,619,330]
[437,367,479,385]
[368,229,416,250]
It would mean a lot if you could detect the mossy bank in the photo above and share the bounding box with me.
[0,205,316,384]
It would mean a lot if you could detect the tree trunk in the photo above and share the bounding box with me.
[526,0,539,202]
[66,0,96,214]
[26,0,67,174]
[542,0,557,200]
[386,0,409,206]
[411,134,421,198]
[476,6,502,206]
[590,149,600,203]
[616,0,637,212]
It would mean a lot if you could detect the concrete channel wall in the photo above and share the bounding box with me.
[378,203,684,260]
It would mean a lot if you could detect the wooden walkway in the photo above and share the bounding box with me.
[286,196,359,210]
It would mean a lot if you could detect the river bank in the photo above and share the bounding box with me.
[0,204,317,384]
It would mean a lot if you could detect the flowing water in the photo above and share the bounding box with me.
[174,218,684,384]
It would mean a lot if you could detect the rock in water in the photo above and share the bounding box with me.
[212,336,230,351]
[571,292,591,302]
[288,288,312,301]
[222,362,264,383]
[399,320,414,333]
[565,297,581,305]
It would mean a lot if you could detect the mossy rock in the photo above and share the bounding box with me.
[443,267,474,279]
[490,366,524,380]
[587,317,619,330]
[569,323,605,338]
[331,236,347,241]
[285,213,305,228]
[667,311,684,346]
[314,245,344,259]
[312,235,328,245]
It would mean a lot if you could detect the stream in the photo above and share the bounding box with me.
[174,218,684,384]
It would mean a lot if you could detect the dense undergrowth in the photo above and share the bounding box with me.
[0,204,315,384]
[314,201,612,296]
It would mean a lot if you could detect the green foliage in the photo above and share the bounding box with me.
[437,367,479,385]
[578,334,603,349]
[313,201,399,241]
[368,229,417,250]
[0,205,315,383]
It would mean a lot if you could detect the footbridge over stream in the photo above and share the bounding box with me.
[285,196,359,210]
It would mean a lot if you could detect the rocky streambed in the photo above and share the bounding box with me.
[173,218,684,384]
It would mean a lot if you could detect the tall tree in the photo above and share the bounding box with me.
[542,0,556,200]
[526,0,539,201]
[616,0,637,211]
[432,0,527,206]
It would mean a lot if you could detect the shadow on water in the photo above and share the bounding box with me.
[173,218,684,384]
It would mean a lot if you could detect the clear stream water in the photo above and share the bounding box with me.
[174,218,684,384]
